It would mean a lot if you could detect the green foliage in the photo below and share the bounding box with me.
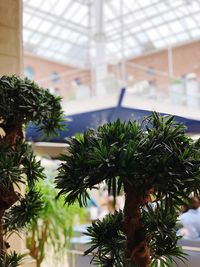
[0,251,24,267]
[3,189,43,233]
[85,205,187,267]
[0,75,65,267]
[143,202,187,267]
[56,112,200,266]
[85,211,125,266]
[0,141,45,190]
[26,178,86,266]
[0,75,65,136]
[56,113,200,207]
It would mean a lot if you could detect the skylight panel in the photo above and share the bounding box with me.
[50,26,62,37]
[64,2,85,20]
[23,29,33,41]
[151,16,164,26]
[28,0,43,8]
[146,29,160,41]
[42,50,55,59]
[190,28,200,38]
[187,1,200,13]
[157,24,171,37]
[59,46,70,55]
[59,28,74,39]
[154,39,167,49]
[166,36,178,45]
[23,0,200,67]
[170,0,185,8]
[138,0,153,8]
[133,11,146,21]
[71,7,88,24]
[185,17,197,29]
[29,33,43,44]
[177,32,190,42]
[124,49,133,57]
[68,31,83,42]
[125,37,138,47]
[51,39,64,50]
[123,0,140,11]
[163,11,177,21]
[26,16,42,29]
[135,32,149,43]
[169,21,184,33]
[107,43,119,53]
[40,0,58,13]
[141,21,153,29]
[39,21,54,33]
[53,1,68,16]
[144,6,157,17]
[40,38,53,48]
[156,2,168,12]
[105,4,116,20]
[23,13,32,25]
[131,46,143,56]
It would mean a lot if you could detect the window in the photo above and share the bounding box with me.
[74,77,81,85]
[147,66,155,76]
[51,72,60,84]
[24,66,34,79]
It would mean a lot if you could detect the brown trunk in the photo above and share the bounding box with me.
[0,211,5,254]
[123,186,151,267]
[0,185,19,255]
[0,124,23,254]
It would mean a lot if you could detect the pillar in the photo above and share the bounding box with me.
[0,1,35,266]
[0,0,23,76]
[93,0,107,96]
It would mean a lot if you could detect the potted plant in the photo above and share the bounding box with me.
[0,75,64,266]
[27,176,86,267]
[55,112,200,267]
[169,78,185,105]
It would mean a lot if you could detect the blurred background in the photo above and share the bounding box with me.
[22,1,200,266]
[2,0,200,266]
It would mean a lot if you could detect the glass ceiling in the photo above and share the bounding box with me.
[23,0,200,68]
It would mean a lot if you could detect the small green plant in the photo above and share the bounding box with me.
[26,178,86,267]
[0,75,64,266]
[56,113,200,267]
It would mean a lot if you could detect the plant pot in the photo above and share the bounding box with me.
[169,83,185,105]
[186,80,199,108]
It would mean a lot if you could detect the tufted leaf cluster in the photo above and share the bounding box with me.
[0,75,65,136]
[84,204,187,267]
[0,251,24,267]
[3,189,43,234]
[0,141,45,190]
[56,112,200,207]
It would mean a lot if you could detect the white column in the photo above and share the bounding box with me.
[168,46,174,80]
[120,0,126,86]
[93,0,107,96]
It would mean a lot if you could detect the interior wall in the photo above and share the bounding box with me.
[24,54,91,99]
[127,40,200,92]
[0,0,23,76]
[0,1,36,266]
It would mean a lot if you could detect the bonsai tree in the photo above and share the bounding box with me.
[0,75,64,266]
[56,113,200,267]
[27,176,86,267]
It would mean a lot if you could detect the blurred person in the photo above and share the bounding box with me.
[178,197,200,240]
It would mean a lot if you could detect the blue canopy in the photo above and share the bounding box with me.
[26,89,200,143]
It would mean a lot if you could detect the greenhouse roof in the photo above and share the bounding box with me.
[23,0,200,68]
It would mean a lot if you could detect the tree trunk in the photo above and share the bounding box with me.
[0,186,19,255]
[0,124,23,254]
[123,186,151,267]
[0,210,5,254]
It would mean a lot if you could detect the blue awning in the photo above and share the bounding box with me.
[26,89,200,143]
